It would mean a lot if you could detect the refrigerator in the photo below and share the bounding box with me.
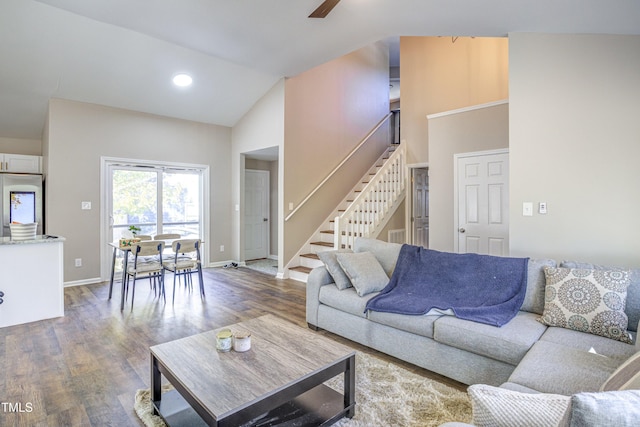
[0,173,44,237]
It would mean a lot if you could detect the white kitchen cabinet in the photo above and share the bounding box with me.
[0,153,42,173]
[0,236,64,328]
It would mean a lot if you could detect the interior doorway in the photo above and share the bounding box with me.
[244,169,270,260]
[412,167,429,248]
[241,146,280,272]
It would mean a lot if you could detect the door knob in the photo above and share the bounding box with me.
[263,218,268,222]
[458,228,466,233]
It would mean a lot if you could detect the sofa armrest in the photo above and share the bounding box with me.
[306,266,334,328]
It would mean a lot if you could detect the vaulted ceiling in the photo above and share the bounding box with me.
[2,0,639,140]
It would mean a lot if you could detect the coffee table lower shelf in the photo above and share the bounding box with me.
[153,384,353,427]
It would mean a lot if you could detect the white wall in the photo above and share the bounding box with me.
[46,99,232,283]
[428,101,509,252]
[231,79,285,268]
[509,33,640,267]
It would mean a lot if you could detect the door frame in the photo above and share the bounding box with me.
[453,148,509,253]
[99,156,210,281]
[405,162,429,246]
[411,166,429,247]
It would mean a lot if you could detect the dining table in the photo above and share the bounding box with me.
[107,239,175,311]
[107,238,204,310]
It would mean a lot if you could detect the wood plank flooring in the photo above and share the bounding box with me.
[0,267,464,426]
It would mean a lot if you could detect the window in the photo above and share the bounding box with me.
[103,158,208,276]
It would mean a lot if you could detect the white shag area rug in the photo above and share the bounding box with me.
[134,352,472,427]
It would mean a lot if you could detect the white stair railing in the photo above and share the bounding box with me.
[334,144,406,250]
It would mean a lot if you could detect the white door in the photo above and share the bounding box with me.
[412,167,429,248]
[455,150,509,256]
[245,170,269,260]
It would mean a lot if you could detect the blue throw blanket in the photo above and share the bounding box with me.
[365,245,528,327]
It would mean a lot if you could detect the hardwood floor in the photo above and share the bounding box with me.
[0,267,465,426]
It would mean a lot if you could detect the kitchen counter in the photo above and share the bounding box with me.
[0,235,65,327]
[0,234,66,245]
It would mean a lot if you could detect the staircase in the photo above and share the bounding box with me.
[287,143,406,282]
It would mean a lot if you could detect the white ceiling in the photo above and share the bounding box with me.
[2,0,640,140]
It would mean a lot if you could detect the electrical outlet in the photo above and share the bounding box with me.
[81,201,91,210]
[75,258,82,267]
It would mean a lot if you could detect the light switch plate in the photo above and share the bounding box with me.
[522,202,533,216]
[81,201,91,210]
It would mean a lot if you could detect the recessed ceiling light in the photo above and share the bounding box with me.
[172,73,193,87]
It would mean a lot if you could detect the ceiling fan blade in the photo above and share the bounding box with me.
[308,0,341,18]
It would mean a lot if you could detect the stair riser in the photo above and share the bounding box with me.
[300,257,323,269]
[289,269,309,283]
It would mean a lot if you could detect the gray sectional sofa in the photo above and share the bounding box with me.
[306,238,640,396]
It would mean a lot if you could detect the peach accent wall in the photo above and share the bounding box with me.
[0,137,42,155]
[283,42,390,263]
[400,37,509,165]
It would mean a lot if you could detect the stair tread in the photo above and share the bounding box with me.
[301,253,320,260]
[290,266,313,274]
[320,230,334,234]
[310,241,333,247]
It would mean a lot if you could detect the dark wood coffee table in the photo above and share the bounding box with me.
[150,314,356,426]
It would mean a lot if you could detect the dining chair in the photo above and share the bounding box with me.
[137,235,153,241]
[124,240,166,308]
[154,233,181,240]
[163,239,204,303]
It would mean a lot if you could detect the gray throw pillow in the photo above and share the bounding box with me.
[353,237,402,278]
[317,249,353,290]
[335,251,389,297]
[521,258,557,315]
[570,390,640,427]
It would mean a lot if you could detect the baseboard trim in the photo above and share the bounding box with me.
[64,277,103,287]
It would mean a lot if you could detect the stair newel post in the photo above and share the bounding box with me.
[333,215,341,250]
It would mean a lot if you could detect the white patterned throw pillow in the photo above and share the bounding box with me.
[468,384,571,427]
[539,266,632,343]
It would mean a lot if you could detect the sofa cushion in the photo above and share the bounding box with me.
[367,310,439,339]
[317,249,353,290]
[521,258,556,315]
[318,285,378,318]
[335,251,389,296]
[353,237,402,278]
[562,261,640,333]
[468,384,571,427]
[539,266,632,343]
[600,350,640,391]
[569,389,640,427]
[508,340,622,395]
[433,312,547,366]
[540,327,636,361]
